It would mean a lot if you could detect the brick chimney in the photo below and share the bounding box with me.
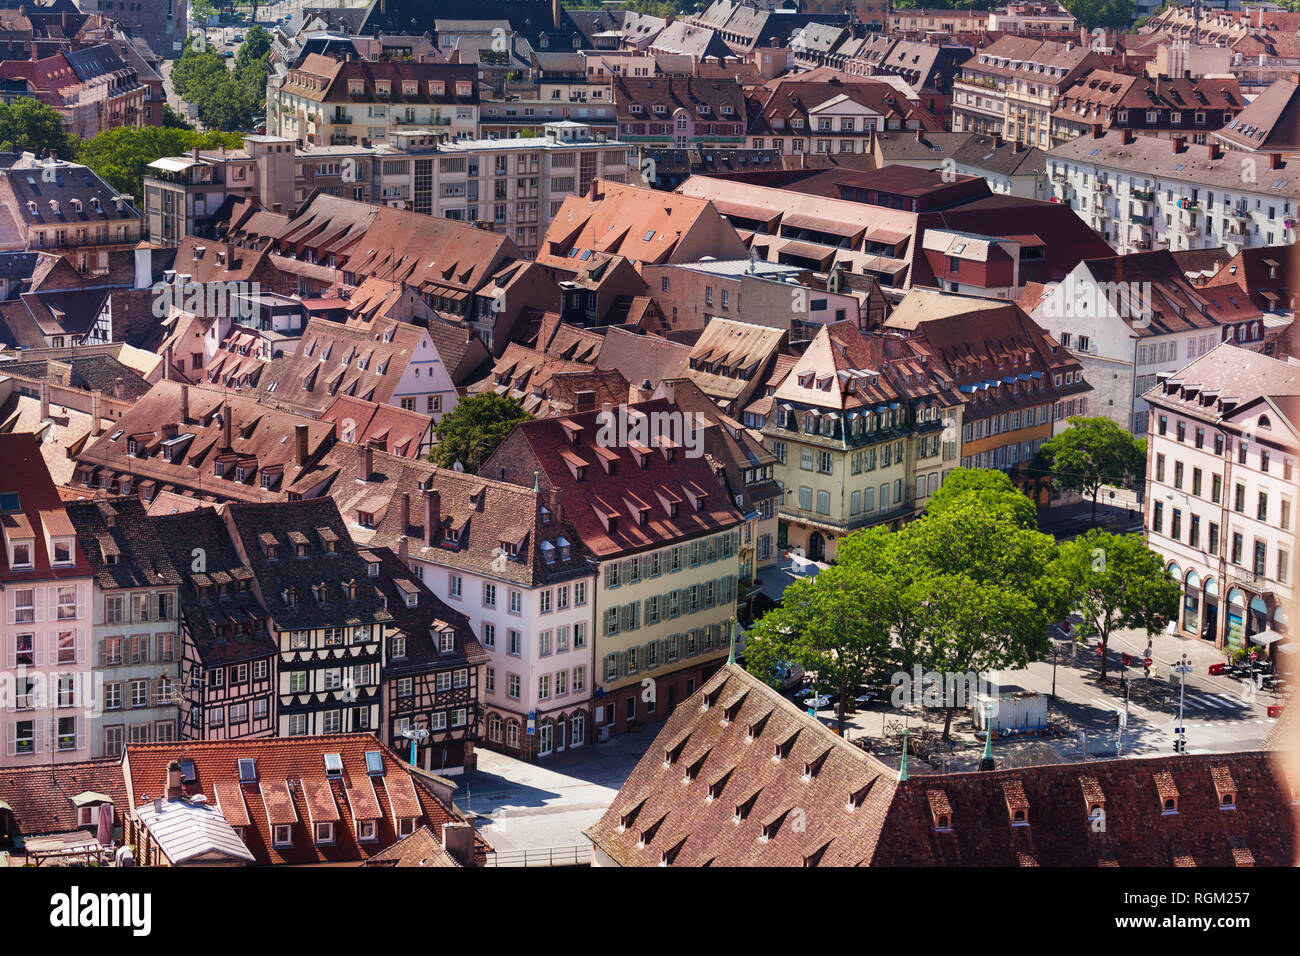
[1270,153,1284,169]
[442,821,475,866]
[357,443,373,481]
[1122,128,1136,145]
[424,489,440,546]
[91,389,103,435]
[39,379,50,420]
[1091,123,1103,139]
[1171,135,1186,153]
[548,486,563,525]
[166,761,183,800]
[180,383,190,424]
[400,492,411,533]
[295,424,310,467]
[1208,142,1223,160]
[222,405,233,452]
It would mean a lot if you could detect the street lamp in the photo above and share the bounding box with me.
[1173,653,1193,753]
[401,727,429,767]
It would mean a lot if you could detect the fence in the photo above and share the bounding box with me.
[485,844,590,867]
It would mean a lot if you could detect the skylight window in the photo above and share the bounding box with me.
[237,758,256,783]
[324,753,343,779]
[364,751,384,776]
[643,230,656,241]
[0,492,19,513]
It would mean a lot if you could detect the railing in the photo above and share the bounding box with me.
[485,844,589,867]
[1132,188,1154,202]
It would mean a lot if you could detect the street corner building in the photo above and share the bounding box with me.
[586,665,1297,866]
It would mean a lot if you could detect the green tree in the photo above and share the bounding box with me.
[0,97,73,158]
[926,466,1037,530]
[429,393,533,473]
[162,104,194,130]
[893,490,1070,739]
[75,127,244,197]
[1065,0,1135,31]
[1057,529,1180,682]
[1035,415,1146,526]
[745,527,901,735]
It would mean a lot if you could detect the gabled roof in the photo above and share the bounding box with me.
[0,759,127,838]
[1216,75,1300,154]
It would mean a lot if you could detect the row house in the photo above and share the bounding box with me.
[951,36,1104,148]
[0,44,149,138]
[371,122,628,259]
[372,546,489,775]
[1050,71,1243,148]
[884,290,1090,504]
[1048,131,1296,254]
[1,435,95,767]
[681,318,787,417]
[483,400,746,740]
[758,322,963,563]
[1141,8,1300,90]
[1029,249,1287,435]
[1143,344,1298,654]
[152,508,278,742]
[333,450,597,763]
[270,57,479,147]
[66,498,183,758]
[222,499,394,739]
[842,37,973,117]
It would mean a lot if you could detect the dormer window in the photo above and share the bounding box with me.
[1213,768,1237,810]
[282,587,297,607]
[439,629,455,654]
[11,540,33,569]
[368,561,379,578]
[51,539,74,566]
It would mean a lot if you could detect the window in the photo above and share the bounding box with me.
[13,589,35,624]
[273,824,292,847]
[483,583,497,607]
[508,673,520,699]
[450,574,462,598]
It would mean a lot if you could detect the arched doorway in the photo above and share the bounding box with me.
[1248,596,1268,640]
[1202,577,1219,643]
[487,712,503,744]
[808,532,825,563]
[538,719,554,757]
[570,712,586,748]
[1182,569,1200,635]
[1226,588,1246,651]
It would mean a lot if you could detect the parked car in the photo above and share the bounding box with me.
[773,660,805,691]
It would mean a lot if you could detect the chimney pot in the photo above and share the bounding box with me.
[424,489,441,547]
[357,443,373,481]
[295,424,310,467]
[400,492,411,533]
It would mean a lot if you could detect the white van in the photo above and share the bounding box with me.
[773,661,805,691]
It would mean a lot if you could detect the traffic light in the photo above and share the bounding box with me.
[1173,738,1186,753]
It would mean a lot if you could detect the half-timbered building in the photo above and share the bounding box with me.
[222,499,394,738]
[371,546,488,775]
[152,508,277,740]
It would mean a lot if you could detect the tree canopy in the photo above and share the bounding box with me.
[1057,529,1180,681]
[75,127,245,197]
[0,98,73,159]
[1035,416,1146,525]
[429,393,533,473]
[173,30,270,131]
[925,466,1038,530]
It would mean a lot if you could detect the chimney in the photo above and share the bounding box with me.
[180,384,190,424]
[295,424,310,467]
[991,132,1003,148]
[1091,123,1103,139]
[424,489,440,547]
[163,345,173,381]
[1270,153,1284,169]
[442,821,476,866]
[397,536,409,561]
[400,492,411,533]
[914,128,924,142]
[222,405,233,452]
[1208,142,1223,160]
[113,378,125,400]
[357,443,373,481]
[549,487,562,526]
[39,379,50,420]
[1171,135,1186,153]
[166,761,183,800]
[91,389,103,435]
[1122,128,1136,145]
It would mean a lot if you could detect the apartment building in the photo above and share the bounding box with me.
[371,123,628,258]
[483,401,746,740]
[745,77,932,157]
[1050,71,1243,147]
[1143,344,1298,653]
[1030,250,1284,435]
[0,44,150,137]
[951,36,1104,147]
[1048,130,1296,254]
[78,0,184,57]
[761,322,962,563]
[884,290,1090,503]
[612,75,748,149]
[0,155,143,254]
[270,56,479,147]
[331,451,598,763]
[65,498,182,759]
[1,434,95,768]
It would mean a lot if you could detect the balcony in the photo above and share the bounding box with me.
[1229,566,1266,590]
[1175,219,1201,237]
[1130,214,1153,226]
[332,113,353,124]
[1223,228,1249,243]
[1132,188,1154,202]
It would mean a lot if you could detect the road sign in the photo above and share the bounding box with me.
[1144,657,1153,667]
[1249,649,1258,662]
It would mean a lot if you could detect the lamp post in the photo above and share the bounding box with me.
[1173,653,1193,754]
[401,727,429,767]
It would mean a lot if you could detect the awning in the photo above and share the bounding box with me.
[70,791,114,807]
[1249,629,1286,646]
